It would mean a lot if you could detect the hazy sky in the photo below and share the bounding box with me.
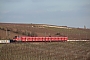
[0,0,90,28]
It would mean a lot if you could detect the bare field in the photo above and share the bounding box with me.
[0,42,90,60]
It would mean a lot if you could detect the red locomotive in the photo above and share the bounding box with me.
[13,36,68,42]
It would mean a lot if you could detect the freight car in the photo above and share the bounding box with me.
[13,36,68,42]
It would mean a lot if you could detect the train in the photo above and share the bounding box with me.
[13,36,68,42]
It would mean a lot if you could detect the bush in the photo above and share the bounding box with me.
[30,32,38,37]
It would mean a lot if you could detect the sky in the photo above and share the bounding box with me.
[0,0,90,28]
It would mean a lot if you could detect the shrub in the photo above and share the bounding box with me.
[30,32,38,37]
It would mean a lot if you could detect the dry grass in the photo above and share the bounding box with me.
[0,42,90,60]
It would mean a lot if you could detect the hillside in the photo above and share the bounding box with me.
[0,23,90,60]
[0,23,90,40]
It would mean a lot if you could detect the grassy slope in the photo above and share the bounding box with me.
[46,27,90,40]
[0,23,90,40]
[0,42,90,60]
[0,29,25,39]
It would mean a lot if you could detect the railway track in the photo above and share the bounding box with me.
[0,40,90,44]
[67,40,90,41]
